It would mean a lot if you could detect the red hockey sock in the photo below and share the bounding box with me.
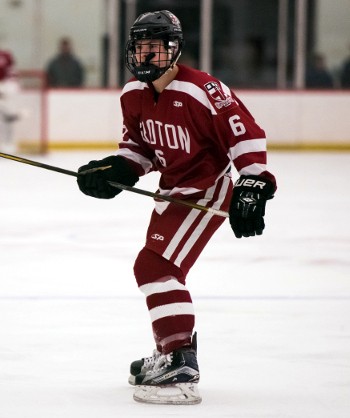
[134,248,194,353]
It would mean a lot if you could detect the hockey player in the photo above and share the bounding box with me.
[0,49,21,153]
[77,10,277,404]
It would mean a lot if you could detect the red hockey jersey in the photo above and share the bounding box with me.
[119,64,276,196]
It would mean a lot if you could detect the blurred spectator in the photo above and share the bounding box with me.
[306,53,334,89]
[340,47,350,88]
[0,48,22,152]
[46,37,85,87]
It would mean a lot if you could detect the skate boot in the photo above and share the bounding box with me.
[128,332,197,386]
[133,342,201,405]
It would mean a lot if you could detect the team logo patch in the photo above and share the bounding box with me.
[204,81,236,109]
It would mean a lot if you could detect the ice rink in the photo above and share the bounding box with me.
[0,150,349,418]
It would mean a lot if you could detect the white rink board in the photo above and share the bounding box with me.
[15,90,350,146]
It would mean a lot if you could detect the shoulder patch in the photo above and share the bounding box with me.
[204,81,238,110]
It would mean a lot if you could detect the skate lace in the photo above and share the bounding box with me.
[143,349,160,368]
[151,352,173,373]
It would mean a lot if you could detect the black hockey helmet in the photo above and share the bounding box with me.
[125,10,184,82]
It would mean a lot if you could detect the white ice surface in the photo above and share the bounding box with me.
[0,151,349,418]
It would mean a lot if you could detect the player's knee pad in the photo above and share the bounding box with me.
[134,247,185,287]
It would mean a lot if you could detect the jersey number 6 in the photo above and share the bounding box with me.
[155,149,167,167]
[229,115,246,136]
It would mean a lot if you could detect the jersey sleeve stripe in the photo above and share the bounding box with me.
[238,162,267,176]
[117,148,154,174]
[229,138,267,160]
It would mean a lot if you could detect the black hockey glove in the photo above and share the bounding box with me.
[229,175,275,238]
[77,156,139,199]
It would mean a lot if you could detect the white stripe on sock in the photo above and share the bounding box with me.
[150,302,194,322]
[139,278,187,297]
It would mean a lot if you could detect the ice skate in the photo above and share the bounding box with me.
[133,344,201,405]
[129,332,197,385]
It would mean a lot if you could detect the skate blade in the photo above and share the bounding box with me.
[133,382,202,405]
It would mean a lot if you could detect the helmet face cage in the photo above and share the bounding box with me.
[125,10,184,82]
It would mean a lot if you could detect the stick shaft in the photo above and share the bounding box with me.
[0,152,229,218]
[0,152,77,177]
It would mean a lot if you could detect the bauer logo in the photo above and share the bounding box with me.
[235,178,266,189]
[151,233,164,241]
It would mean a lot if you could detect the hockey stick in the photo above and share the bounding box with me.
[0,152,229,218]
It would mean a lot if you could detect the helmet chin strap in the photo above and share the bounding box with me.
[163,51,181,77]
